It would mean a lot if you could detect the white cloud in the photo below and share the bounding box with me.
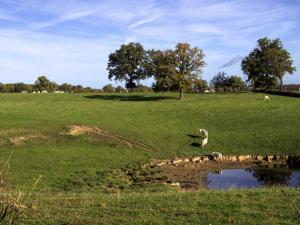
[188,24,224,35]
[0,0,299,85]
[129,15,161,29]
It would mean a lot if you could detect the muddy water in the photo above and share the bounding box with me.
[207,167,300,189]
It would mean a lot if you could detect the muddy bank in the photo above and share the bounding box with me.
[149,154,300,189]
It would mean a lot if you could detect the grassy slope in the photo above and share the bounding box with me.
[27,189,300,225]
[0,92,300,224]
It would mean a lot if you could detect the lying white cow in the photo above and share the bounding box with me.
[199,129,208,147]
[264,95,270,101]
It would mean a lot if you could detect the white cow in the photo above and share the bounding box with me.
[264,95,270,101]
[199,129,208,147]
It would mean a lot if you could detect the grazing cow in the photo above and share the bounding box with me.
[199,129,208,147]
[264,95,270,101]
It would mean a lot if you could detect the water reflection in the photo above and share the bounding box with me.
[207,167,300,190]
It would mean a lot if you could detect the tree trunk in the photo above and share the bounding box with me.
[279,79,283,92]
[179,89,184,100]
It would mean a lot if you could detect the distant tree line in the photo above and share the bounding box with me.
[107,37,296,98]
[0,76,99,93]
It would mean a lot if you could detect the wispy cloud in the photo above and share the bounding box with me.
[29,9,98,29]
[188,24,224,35]
[129,15,161,29]
[0,0,299,85]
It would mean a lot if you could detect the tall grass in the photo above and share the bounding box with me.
[0,159,25,224]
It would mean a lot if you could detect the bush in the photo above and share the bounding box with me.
[210,72,247,92]
[129,84,153,93]
[102,84,115,93]
[115,85,127,93]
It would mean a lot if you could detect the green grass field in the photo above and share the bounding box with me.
[0,92,300,224]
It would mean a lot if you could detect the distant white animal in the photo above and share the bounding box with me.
[204,90,210,93]
[199,129,208,147]
[54,90,65,94]
[42,90,48,93]
[264,95,270,101]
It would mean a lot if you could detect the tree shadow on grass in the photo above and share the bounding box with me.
[84,94,177,101]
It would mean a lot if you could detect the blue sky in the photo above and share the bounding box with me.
[0,0,299,88]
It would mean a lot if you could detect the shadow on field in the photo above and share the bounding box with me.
[84,94,176,101]
[186,134,201,147]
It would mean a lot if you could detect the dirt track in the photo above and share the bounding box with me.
[68,125,160,152]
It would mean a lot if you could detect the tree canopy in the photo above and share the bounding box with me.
[241,37,296,91]
[107,42,150,89]
[150,43,206,99]
[210,72,246,92]
[174,43,206,99]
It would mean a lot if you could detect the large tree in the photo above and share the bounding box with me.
[151,43,205,99]
[107,42,150,89]
[210,72,247,92]
[149,50,178,92]
[34,76,57,91]
[242,37,296,91]
[210,72,228,91]
[174,43,206,99]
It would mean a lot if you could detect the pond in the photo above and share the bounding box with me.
[207,167,300,190]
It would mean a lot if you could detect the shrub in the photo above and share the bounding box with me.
[102,84,115,93]
[129,84,153,93]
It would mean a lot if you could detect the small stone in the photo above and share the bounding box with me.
[157,162,166,167]
[183,158,190,163]
[173,159,183,164]
[202,156,209,162]
[256,155,263,160]
[192,157,202,162]
[210,152,223,161]
[170,182,180,187]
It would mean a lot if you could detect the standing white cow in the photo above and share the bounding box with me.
[264,95,270,101]
[199,129,208,147]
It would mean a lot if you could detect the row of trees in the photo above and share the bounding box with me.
[107,37,296,98]
[107,42,206,99]
[0,76,97,93]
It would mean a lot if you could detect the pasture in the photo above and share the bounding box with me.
[0,92,300,224]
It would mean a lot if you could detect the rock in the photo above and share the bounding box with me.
[201,156,209,162]
[224,155,238,161]
[170,182,180,187]
[256,155,264,160]
[264,155,273,162]
[157,162,166,167]
[192,157,202,163]
[183,158,191,163]
[238,155,252,161]
[210,152,223,161]
[172,159,183,165]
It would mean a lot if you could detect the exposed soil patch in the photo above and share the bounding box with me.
[67,125,159,152]
[0,128,46,146]
[9,135,45,145]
